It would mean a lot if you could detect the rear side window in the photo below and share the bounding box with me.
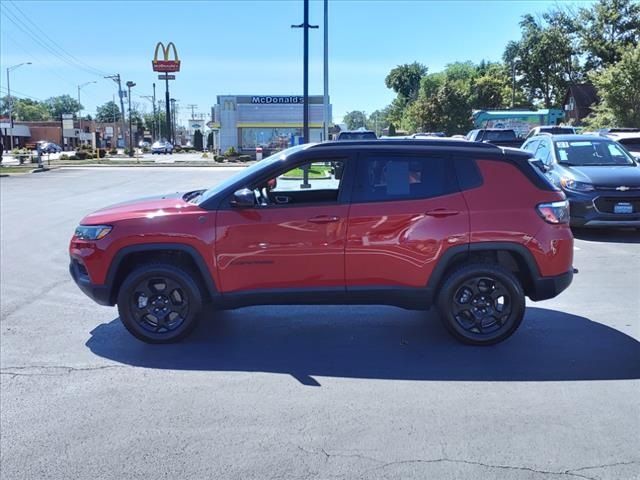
[352,154,456,202]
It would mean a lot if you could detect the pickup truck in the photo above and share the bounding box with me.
[466,129,524,148]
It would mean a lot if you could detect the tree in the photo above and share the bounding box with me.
[385,62,428,101]
[193,129,203,150]
[44,94,82,119]
[366,108,390,135]
[342,110,368,130]
[96,101,121,123]
[0,96,50,121]
[578,0,640,70]
[585,44,640,128]
[504,14,576,108]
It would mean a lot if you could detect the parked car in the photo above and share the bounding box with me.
[521,134,640,228]
[139,140,151,149]
[465,129,524,148]
[36,141,62,153]
[336,130,377,140]
[151,141,173,154]
[526,126,576,139]
[70,139,574,345]
[597,128,640,160]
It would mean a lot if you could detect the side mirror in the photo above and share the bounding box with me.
[531,159,549,173]
[230,188,255,208]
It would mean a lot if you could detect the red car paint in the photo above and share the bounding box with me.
[70,142,574,309]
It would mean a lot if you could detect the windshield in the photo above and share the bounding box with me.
[554,140,636,166]
[197,145,309,204]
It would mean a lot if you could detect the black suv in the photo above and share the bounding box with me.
[522,134,640,228]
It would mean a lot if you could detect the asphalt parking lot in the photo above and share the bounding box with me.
[1,167,639,479]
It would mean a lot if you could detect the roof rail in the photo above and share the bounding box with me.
[313,139,501,150]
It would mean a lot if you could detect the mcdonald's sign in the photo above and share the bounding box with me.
[152,42,180,72]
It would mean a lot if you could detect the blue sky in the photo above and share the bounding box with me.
[1,0,592,124]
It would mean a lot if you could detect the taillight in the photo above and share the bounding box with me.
[536,200,570,224]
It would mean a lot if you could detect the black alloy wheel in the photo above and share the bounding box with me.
[117,264,202,343]
[437,264,525,345]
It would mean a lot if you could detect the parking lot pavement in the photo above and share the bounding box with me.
[1,167,639,479]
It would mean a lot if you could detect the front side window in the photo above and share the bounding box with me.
[253,159,345,206]
[535,141,552,165]
[352,155,453,202]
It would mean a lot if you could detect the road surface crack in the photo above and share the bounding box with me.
[0,364,126,378]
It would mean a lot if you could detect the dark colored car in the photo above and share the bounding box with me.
[465,129,524,148]
[37,141,62,153]
[521,134,640,228]
[336,130,377,140]
[70,140,574,345]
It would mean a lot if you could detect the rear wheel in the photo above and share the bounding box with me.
[117,264,202,343]
[437,264,525,345]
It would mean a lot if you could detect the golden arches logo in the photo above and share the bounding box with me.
[152,42,181,72]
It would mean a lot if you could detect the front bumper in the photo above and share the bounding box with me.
[69,259,112,306]
[528,269,574,301]
[567,190,640,227]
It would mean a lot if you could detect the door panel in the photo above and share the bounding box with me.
[346,194,469,288]
[216,206,349,292]
[346,153,469,288]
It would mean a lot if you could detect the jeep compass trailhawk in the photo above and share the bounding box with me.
[70,140,574,345]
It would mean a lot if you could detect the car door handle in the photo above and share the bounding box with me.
[307,215,340,224]
[425,208,460,218]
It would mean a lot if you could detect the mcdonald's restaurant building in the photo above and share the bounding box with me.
[212,95,331,154]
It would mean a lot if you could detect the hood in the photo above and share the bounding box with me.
[565,165,640,188]
[81,192,195,225]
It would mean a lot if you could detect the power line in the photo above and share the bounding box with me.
[0,86,44,102]
[1,3,108,79]
[8,0,110,77]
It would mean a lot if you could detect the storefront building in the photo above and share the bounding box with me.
[212,95,331,154]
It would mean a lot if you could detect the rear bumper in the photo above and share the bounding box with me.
[528,269,574,301]
[69,259,112,306]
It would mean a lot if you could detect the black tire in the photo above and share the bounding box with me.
[117,263,203,343]
[437,264,525,345]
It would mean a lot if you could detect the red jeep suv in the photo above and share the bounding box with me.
[70,140,574,345]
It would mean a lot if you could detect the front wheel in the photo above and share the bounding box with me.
[437,264,525,345]
[117,263,203,343]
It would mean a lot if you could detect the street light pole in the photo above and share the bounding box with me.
[77,81,97,145]
[126,81,136,157]
[323,0,329,142]
[6,62,32,149]
[292,0,318,144]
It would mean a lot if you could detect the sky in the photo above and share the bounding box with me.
[1,0,593,125]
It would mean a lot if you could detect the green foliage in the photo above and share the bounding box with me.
[96,101,121,123]
[237,155,252,162]
[193,129,204,151]
[224,146,237,157]
[342,111,368,130]
[388,123,396,136]
[385,62,428,101]
[214,155,226,163]
[578,0,640,70]
[0,96,51,121]
[45,95,81,119]
[59,154,69,160]
[585,44,640,128]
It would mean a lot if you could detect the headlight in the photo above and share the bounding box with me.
[560,178,594,192]
[74,225,112,240]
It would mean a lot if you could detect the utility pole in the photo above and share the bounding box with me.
[152,83,158,142]
[187,104,197,120]
[165,76,171,145]
[126,81,136,156]
[323,0,329,142]
[170,98,177,146]
[141,94,156,140]
[77,81,96,145]
[6,62,32,149]
[105,74,127,149]
[292,0,318,144]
